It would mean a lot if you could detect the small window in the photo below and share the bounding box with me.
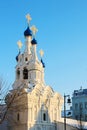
[75,115,78,120]
[25,57,28,61]
[79,103,83,109]
[17,69,20,79]
[85,102,87,109]
[17,113,20,121]
[0,114,1,119]
[43,113,46,121]
[75,103,78,110]
[23,68,28,79]
[85,115,87,121]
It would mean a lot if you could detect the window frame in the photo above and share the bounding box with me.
[23,68,28,79]
[43,113,46,121]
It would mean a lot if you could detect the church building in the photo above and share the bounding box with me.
[6,14,63,130]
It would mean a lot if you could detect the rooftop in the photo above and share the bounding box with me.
[73,88,87,97]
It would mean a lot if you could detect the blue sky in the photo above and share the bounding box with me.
[0,0,87,97]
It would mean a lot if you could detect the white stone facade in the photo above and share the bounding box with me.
[6,15,63,130]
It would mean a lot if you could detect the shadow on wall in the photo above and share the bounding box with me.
[57,121,78,130]
[28,104,57,130]
[6,94,57,130]
[28,104,78,130]
[0,98,80,130]
[0,120,7,130]
[0,90,80,130]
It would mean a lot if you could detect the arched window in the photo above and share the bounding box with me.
[43,113,46,121]
[25,57,28,61]
[23,68,28,79]
[17,113,20,121]
[17,68,20,79]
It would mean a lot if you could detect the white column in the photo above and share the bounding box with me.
[25,36,32,54]
[31,45,38,61]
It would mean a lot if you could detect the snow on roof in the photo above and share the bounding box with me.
[60,118,87,129]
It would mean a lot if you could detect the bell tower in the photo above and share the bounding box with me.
[13,14,45,90]
[6,14,63,130]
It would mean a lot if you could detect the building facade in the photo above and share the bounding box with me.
[6,14,63,130]
[72,88,87,121]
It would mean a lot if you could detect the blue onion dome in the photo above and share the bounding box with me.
[24,26,32,37]
[16,51,20,62]
[31,38,37,45]
[16,55,18,62]
[41,59,45,68]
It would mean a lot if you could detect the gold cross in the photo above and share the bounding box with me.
[31,25,38,36]
[39,49,44,57]
[26,14,32,25]
[17,40,23,49]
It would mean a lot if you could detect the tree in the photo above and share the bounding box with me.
[0,77,28,125]
[0,76,11,124]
